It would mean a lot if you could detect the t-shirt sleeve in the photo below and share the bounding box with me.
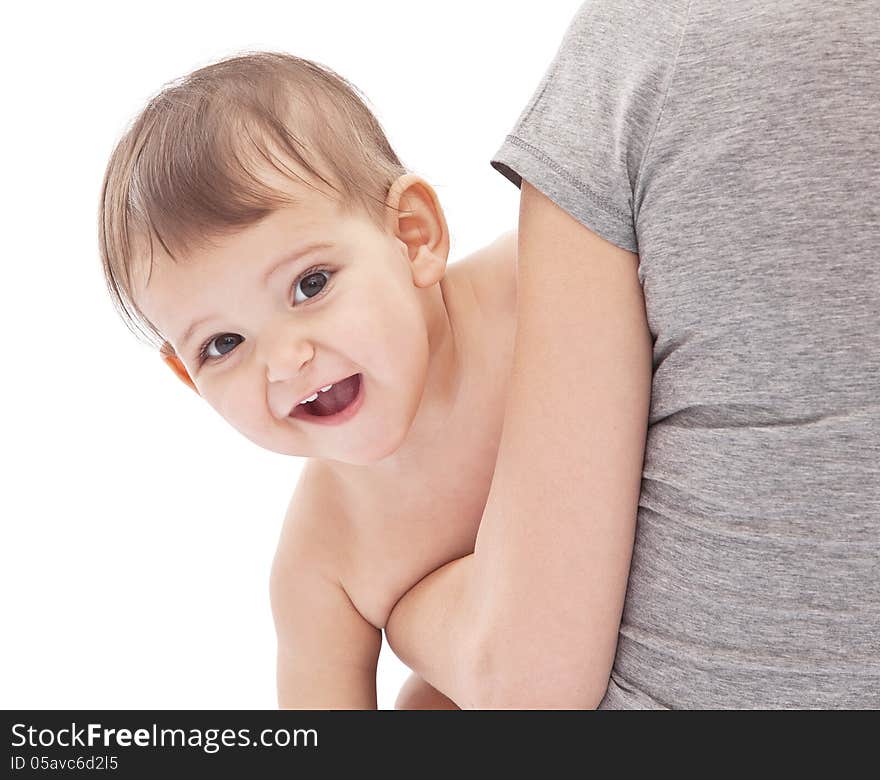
[491,0,690,253]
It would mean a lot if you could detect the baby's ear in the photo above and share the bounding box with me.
[384,173,450,288]
[160,341,199,395]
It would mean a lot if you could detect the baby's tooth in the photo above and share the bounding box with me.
[319,384,333,392]
[300,392,319,404]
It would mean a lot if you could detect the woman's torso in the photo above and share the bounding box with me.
[603,0,879,708]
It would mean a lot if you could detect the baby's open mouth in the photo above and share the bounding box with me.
[290,374,362,418]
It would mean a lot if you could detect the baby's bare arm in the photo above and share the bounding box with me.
[271,554,381,709]
[271,464,381,709]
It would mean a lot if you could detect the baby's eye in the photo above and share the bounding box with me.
[293,269,331,305]
[201,333,243,362]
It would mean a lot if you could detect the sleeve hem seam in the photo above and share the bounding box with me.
[503,135,632,226]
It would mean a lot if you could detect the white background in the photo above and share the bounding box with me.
[1,0,582,709]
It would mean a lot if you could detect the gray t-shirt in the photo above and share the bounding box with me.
[491,0,879,708]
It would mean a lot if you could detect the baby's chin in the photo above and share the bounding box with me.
[233,423,411,468]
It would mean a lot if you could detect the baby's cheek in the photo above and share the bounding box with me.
[208,379,255,431]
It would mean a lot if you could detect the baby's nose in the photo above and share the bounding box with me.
[263,329,314,384]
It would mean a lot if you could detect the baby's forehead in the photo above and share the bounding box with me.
[140,188,336,272]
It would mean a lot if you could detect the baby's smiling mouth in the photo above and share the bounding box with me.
[289,374,362,418]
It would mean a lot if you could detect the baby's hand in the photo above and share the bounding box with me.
[395,672,460,710]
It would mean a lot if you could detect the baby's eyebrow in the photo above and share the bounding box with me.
[260,240,334,285]
[178,314,214,352]
[175,240,335,350]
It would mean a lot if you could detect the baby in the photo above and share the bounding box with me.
[99,52,517,709]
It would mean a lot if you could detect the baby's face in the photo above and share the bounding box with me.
[135,192,436,465]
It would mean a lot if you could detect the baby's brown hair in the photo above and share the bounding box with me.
[98,52,407,349]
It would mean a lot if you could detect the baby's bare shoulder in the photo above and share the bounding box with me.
[489,228,518,257]
[271,460,353,588]
[467,230,517,314]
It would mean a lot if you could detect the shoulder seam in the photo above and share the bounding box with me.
[632,0,694,201]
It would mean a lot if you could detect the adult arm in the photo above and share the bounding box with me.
[385,180,652,708]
